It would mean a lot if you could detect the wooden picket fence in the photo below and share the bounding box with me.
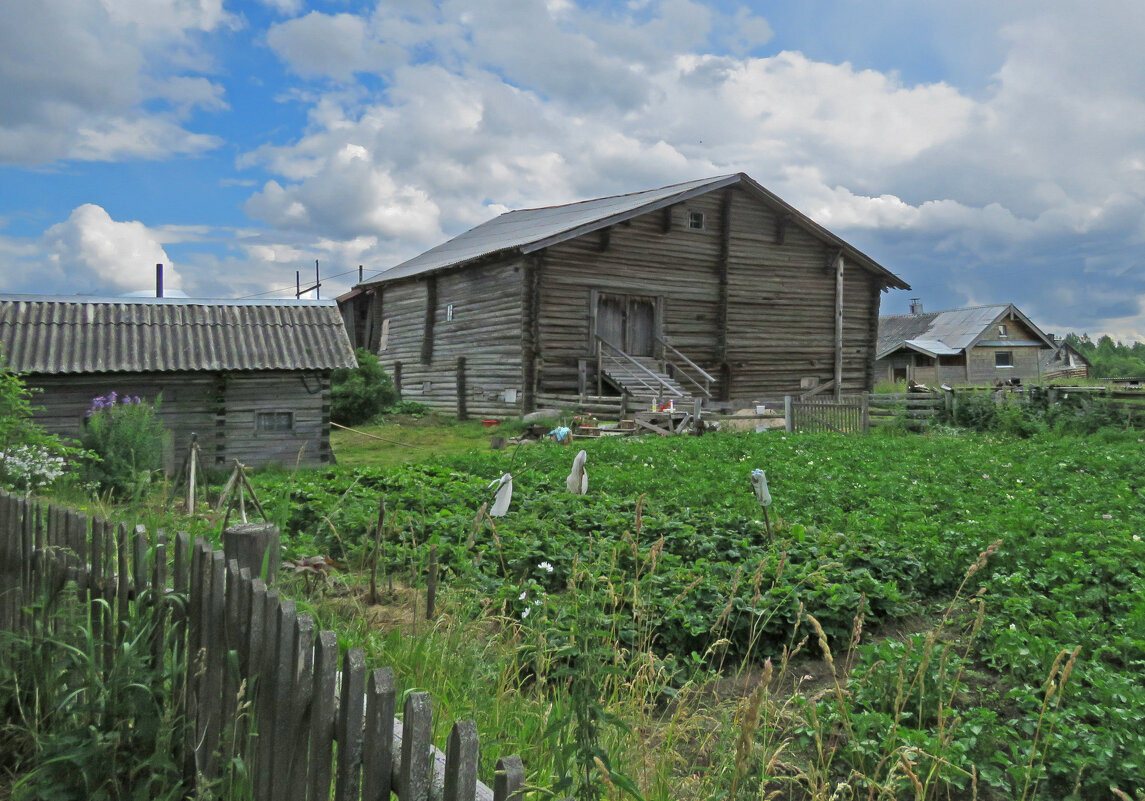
[0,490,524,801]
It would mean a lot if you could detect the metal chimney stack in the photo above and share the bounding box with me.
[909,297,923,315]
[156,263,164,298]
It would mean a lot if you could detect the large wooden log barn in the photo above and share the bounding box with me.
[339,173,910,417]
[0,295,357,468]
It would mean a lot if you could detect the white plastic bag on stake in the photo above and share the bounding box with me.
[750,469,772,507]
[566,449,588,495]
[489,473,514,517]
[751,468,774,543]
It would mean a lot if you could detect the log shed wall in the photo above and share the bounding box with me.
[26,370,333,470]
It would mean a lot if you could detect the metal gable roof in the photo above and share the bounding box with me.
[358,173,909,289]
[0,295,357,374]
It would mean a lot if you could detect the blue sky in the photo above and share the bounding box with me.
[2,0,1144,340]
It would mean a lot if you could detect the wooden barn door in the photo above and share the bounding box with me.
[593,293,657,357]
[624,298,655,357]
[597,295,626,351]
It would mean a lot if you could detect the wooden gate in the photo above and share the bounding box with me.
[786,393,870,434]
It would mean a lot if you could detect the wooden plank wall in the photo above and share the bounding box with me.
[0,491,524,801]
[26,370,333,471]
[374,261,525,417]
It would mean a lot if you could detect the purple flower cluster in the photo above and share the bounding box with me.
[86,391,145,417]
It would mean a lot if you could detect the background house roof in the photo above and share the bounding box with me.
[0,295,357,374]
[877,304,1056,359]
[357,173,909,290]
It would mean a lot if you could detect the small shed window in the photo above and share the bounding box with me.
[688,211,705,229]
[997,324,1009,338]
[995,351,1014,367]
[256,411,294,432]
[446,304,454,321]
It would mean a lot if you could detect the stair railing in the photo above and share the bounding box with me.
[595,336,684,404]
[655,337,715,399]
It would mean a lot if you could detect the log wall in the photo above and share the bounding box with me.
[538,195,725,395]
[724,187,883,396]
[374,261,525,416]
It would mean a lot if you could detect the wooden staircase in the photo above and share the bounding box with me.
[601,355,693,408]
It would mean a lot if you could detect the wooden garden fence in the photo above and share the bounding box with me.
[0,490,524,801]
[784,393,870,434]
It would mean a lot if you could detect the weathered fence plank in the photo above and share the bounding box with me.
[363,667,396,801]
[287,613,316,801]
[493,756,525,801]
[443,720,480,801]
[308,630,339,801]
[334,648,367,801]
[399,692,434,801]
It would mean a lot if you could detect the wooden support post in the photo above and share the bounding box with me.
[833,251,844,400]
[456,357,468,420]
[716,189,732,400]
[784,395,794,433]
[861,391,870,434]
[223,521,280,585]
[421,276,437,365]
[577,359,587,398]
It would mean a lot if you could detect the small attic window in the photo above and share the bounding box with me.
[997,324,1009,338]
[688,211,705,229]
[446,304,454,322]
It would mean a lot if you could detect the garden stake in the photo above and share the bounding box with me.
[426,544,438,620]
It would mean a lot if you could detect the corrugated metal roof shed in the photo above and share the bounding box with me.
[358,173,909,289]
[877,304,1013,358]
[0,295,357,374]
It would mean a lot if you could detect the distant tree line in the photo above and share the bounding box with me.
[1066,332,1145,378]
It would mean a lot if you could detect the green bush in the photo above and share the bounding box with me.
[0,362,73,493]
[80,393,165,498]
[331,348,398,426]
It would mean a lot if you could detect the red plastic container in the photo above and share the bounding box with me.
[481,419,501,427]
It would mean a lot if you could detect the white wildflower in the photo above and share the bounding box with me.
[538,561,554,573]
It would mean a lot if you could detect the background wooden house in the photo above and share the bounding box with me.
[1041,337,1092,381]
[876,301,1056,386]
[0,295,356,468]
[340,173,909,416]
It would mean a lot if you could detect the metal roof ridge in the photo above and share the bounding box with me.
[0,293,338,307]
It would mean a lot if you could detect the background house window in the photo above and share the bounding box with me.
[256,411,294,432]
[688,211,705,229]
[446,303,454,321]
[995,351,1014,367]
[997,324,1009,337]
